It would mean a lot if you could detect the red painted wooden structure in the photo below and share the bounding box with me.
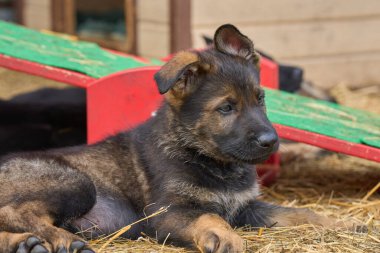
[0,53,279,144]
[0,53,281,184]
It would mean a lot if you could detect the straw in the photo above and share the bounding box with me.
[88,152,380,252]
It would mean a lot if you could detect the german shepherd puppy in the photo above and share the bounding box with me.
[0,24,355,253]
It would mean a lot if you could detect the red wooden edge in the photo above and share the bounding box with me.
[274,124,380,163]
[260,57,279,89]
[94,65,161,83]
[0,54,96,88]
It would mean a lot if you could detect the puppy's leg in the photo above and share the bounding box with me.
[0,156,97,253]
[234,200,361,230]
[149,207,243,253]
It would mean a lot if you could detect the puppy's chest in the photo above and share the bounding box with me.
[167,179,259,220]
[207,184,260,220]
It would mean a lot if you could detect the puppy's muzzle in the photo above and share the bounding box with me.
[254,132,278,150]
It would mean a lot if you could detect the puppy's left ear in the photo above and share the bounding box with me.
[214,24,260,65]
[155,51,208,95]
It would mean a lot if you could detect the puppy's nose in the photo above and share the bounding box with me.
[256,132,278,148]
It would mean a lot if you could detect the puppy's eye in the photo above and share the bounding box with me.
[218,103,234,114]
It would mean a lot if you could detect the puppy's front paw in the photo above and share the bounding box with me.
[195,228,243,253]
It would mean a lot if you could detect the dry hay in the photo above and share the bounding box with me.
[329,83,380,115]
[87,147,380,253]
[0,67,70,99]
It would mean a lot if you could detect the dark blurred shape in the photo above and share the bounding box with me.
[202,35,213,45]
[0,88,86,156]
[0,0,16,22]
[279,65,303,93]
[76,9,126,41]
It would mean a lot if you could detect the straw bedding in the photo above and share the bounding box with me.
[89,146,380,252]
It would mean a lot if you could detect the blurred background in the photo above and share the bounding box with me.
[1,0,380,91]
[0,0,379,155]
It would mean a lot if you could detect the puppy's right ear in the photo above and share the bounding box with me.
[154,51,203,95]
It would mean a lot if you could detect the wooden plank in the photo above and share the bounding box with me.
[63,0,76,35]
[125,0,137,54]
[51,0,65,32]
[24,8,51,21]
[15,0,24,25]
[137,0,169,23]
[23,0,51,30]
[137,0,170,56]
[286,51,380,89]
[192,0,380,25]
[24,8,52,30]
[24,0,50,7]
[275,124,380,163]
[0,54,96,89]
[51,0,75,34]
[170,0,191,53]
[137,22,170,57]
[192,18,380,59]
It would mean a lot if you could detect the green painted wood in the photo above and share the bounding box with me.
[0,21,161,78]
[265,88,380,148]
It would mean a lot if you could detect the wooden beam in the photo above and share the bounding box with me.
[170,0,191,53]
[0,54,96,88]
[64,0,76,34]
[274,124,380,163]
[51,0,65,32]
[51,0,75,34]
[125,0,137,54]
[14,0,24,25]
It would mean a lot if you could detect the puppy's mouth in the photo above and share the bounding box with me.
[221,142,279,164]
[229,151,273,164]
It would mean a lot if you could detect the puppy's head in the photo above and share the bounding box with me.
[154,24,278,164]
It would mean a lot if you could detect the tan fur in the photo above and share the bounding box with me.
[164,179,259,221]
[0,202,84,251]
[190,214,244,253]
[160,52,214,109]
[0,232,36,252]
[203,95,233,112]
[159,51,199,81]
